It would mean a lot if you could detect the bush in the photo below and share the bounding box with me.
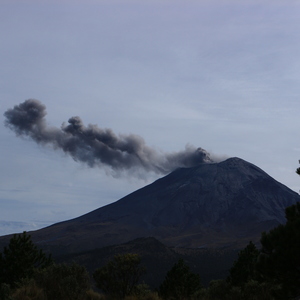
[93,253,146,299]
[206,279,232,300]
[11,279,46,300]
[242,280,278,300]
[124,292,162,300]
[85,289,104,300]
[34,262,90,300]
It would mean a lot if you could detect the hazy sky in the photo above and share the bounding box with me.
[1,0,300,235]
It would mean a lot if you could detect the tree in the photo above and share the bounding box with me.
[159,258,202,299]
[227,241,260,287]
[256,202,300,299]
[34,263,90,300]
[296,161,300,175]
[93,253,146,299]
[0,232,52,288]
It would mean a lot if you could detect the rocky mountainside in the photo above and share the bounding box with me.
[1,157,299,254]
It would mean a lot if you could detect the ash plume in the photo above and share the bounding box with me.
[4,99,214,176]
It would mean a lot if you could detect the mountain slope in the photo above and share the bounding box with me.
[56,237,239,288]
[18,157,298,254]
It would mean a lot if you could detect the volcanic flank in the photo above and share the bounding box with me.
[19,157,300,255]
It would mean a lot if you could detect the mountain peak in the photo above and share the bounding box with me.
[3,157,299,254]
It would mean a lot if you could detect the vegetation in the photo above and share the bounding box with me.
[33,262,91,300]
[223,202,300,299]
[256,202,300,299]
[93,253,146,299]
[159,258,202,299]
[0,231,52,288]
[227,241,259,286]
[7,263,96,300]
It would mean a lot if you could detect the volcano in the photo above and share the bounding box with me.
[2,157,299,254]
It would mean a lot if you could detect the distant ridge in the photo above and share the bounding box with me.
[1,157,299,255]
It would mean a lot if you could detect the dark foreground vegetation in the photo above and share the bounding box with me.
[0,202,300,300]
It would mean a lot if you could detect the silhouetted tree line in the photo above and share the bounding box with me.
[0,202,300,299]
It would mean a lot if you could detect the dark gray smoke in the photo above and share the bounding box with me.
[4,99,213,176]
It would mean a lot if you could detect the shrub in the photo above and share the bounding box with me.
[11,279,46,300]
[34,262,90,300]
[93,253,146,299]
[85,289,104,300]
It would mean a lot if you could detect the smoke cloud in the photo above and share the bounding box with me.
[4,99,214,176]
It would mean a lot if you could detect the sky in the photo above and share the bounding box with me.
[1,0,300,236]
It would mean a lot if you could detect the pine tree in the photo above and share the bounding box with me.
[227,241,259,287]
[159,258,202,299]
[257,203,300,299]
[0,231,52,288]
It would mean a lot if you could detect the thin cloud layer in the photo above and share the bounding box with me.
[4,99,214,177]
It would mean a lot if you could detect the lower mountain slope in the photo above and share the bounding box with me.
[21,157,300,255]
[56,237,239,288]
